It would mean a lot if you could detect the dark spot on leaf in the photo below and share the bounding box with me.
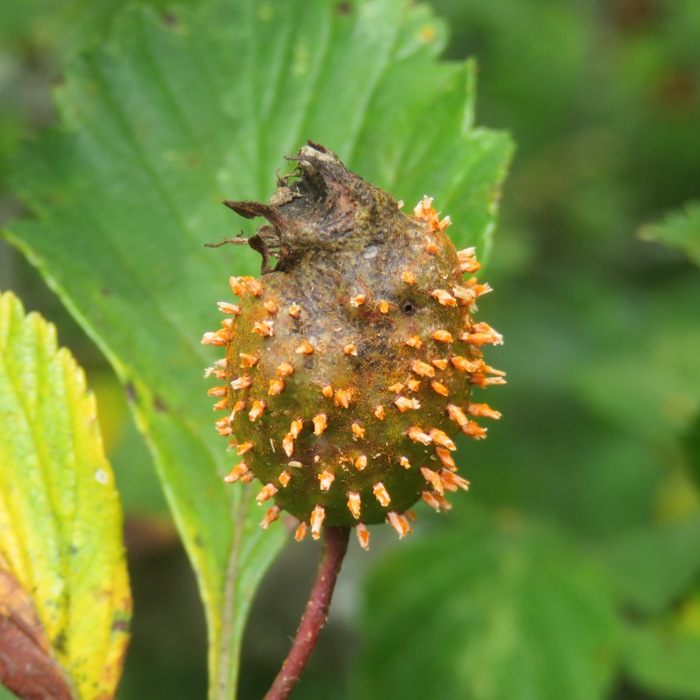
[52,630,67,653]
[336,1,352,14]
[154,396,167,412]
[111,618,130,633]
[162,11,179,26]
[125,382,137,402]
[101,286,112,297]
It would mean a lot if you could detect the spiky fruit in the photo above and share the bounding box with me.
[203,142,504,549]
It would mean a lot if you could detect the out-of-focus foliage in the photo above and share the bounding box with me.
[0,292,131,700]
[1,0,700,699]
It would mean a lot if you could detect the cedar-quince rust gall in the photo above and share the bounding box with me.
[202,142,504,550]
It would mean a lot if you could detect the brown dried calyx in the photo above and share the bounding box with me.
[203,141,504,550]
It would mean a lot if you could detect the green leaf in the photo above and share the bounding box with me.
[3,0,511,696]
[641,201,700,267]
[623,620,700,698]
[0,291,130,700]
[354,511,620,700]
[596,515,700,616]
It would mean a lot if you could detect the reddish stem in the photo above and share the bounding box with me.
[263,526,351,700]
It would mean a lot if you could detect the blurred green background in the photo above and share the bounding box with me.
[1,0,699,698]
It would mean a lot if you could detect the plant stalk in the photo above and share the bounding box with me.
[263,526,351,700]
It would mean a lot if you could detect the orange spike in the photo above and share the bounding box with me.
[252,320,274,337]
[313,413,328,435]
[431,381,449,396]
[228,276,249,296]
[248,399,266,422]
[217,301,242,315]
[334,389,354,408]
[456,247,481,274]
[460,323,503,346]
[246,278,264,297]
[212,399,228,411]
[295,340,314,354]
[461,421,488,440]
[431,494,450,511]
[451,355,480,372]
[436,446,456,470]
[288,303,301,318]
[231,375,252,391]
[374,405,385,420]
[394,396,421,412]
[343,343,358,356]
[321,384,334,398]
[289,419,303,438]
[406,378,421,392]
[402,270,416,285]
[276,361,295,378]
[355,454,368,471]
[350,294,366,307]
[356,523,370,550]
[429,428,456,451]
[407,426,432,445]
[239,352,259,368]
[236,441,253,456]
[260,505,280,530]
[468,402,502,420]
[447,404,469,428]
[278,470,292,487]
[420,467,444,495]
[431,289,457,306]
[378,300,391,314]
[310,505,326,539]
[425,240,439,255]
[471,374,507,388]
[387,512,412,537]
[240,471,254,483]
[231,399,246,415]
[451,285,476,305]
[201,329,231,346]
[405,335,423,349]
[263,300,278,314]
[399,456,411,469]
[268,379,285,395]
[431,358,448,371]
[347,491,361,519]
[411,360,435,378]
[318,470,335,491]
[295,522,308,541]
[432,330,454,343]
[223,462,248,483]
[440,469,470,492]
[373,482,391,507]
[351,422,365,439]
[256,483,278,504]
[215,418,233,436]
[282,433,295,458]
[465,278,492,297]
[421,490,442,511]
[388,382,404,394]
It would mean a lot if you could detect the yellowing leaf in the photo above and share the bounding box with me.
[0,291,131,700]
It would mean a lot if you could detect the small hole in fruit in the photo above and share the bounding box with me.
[401,299,417,315]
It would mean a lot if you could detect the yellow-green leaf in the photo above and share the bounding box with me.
[0,291,131,700]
